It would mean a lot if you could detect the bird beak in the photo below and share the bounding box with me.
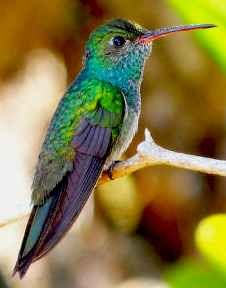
[139,24,217,42]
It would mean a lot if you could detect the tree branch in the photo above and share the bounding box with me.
[1,128,226,228]
[99,128,226,183]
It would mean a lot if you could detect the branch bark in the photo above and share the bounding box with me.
[1,128,226,228]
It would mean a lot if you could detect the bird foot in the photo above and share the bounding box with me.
[107,160,121,180]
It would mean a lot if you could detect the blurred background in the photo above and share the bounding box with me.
[0,0,226,287]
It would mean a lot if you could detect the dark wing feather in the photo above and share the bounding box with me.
[72,117,112,156]
[13,120,112,278]
[36,153,106,260]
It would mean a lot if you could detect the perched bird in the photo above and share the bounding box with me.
[13,18,215,278]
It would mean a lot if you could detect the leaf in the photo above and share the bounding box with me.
[195,214,226,274]
[166,0,226,74]
[164,259,226,288]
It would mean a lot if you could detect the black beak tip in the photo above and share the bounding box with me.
[203,24,217,29]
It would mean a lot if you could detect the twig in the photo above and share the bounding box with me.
[1,128,226,228]
[0,202,31,228]
[99,128,226,183]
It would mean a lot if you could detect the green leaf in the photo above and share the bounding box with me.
[164,259,226,288]
[195,214,226,275]
[166,0,226,74]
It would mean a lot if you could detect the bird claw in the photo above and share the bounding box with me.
[107,160,121,180]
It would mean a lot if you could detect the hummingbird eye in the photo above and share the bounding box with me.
[112,36,126,47]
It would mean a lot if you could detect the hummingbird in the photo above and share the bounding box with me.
[13,18,215,278]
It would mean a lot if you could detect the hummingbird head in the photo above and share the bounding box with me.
[83,18,151,87]
[83,18,216,89]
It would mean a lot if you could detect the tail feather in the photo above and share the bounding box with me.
[36,154,106,259]
[12,193,60,278]
[13,152,106,278]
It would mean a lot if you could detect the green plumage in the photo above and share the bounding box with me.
[32,79,124,204]
[13,19,152,277]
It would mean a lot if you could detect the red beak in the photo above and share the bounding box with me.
[139,24,217,42]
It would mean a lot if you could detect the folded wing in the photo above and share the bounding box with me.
[13,119,112,278]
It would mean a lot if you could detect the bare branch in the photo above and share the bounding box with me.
[1,128,226,228]
[99,128,226,183]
